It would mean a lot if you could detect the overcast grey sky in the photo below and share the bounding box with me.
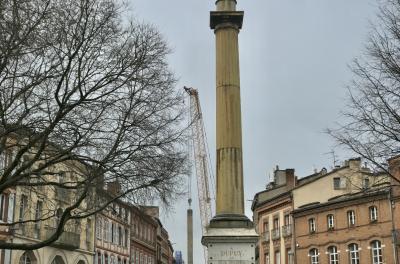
[130,1,379,263]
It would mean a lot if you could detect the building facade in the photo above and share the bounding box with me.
[252,158,397,264]
[293,188,395,264]
[94,185,131,264]
[130,206,157,264]
[252,168,297,264]
[10,162,95,264]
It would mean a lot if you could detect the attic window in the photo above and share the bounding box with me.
[333,177,346,190]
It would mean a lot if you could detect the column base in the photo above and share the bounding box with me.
[202,214,259,263]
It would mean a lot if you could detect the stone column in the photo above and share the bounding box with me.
[202,1,258,263]
[213,0,244,216]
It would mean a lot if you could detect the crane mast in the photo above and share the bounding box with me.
[185,86,213,236]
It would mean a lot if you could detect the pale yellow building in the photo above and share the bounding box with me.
[292,158,389,209]
[6,158,95,264]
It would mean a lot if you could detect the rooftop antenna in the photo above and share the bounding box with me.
[324,150,338,167]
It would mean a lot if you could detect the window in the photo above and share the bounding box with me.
[275,251,280,264]
[284,214,291,226]
[370,206,378,222]
[96,217,102,239]
[104,220,109,241]
[124,228,128,247]
[273,217,279,229]
[97,252,101,264]
[264,253,270,264]
[19,194,28,221]
[327,246,339,264]
[263,221,269,232]
[347,210,355,226]
[371,240,383,264]
[309,218,316,233]
[286,248,293,264]
[111,223,115,243]
[105,254,109,264]
[333,178,341,189]
[86,219,92,244]
[309,248,319,264]
[363,178,370,189]
[327,215,334,230]
[333,177,346,189]
[118,226,122,245]
[0,194,5,221]
[19,252,32,264]
[34,201,42,238]
[348,243,359,264]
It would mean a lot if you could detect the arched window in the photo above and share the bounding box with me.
[327,246,339,264]
[327,215,335,230]
[371,240,383,264]
[51,256,65,264]
[309,248,319,264]
[347,210,355,226]
[348,243,359,264]
[369,206,378,222]
[96,217,102,239]
[104,254,109,264]
[19,252,32,264]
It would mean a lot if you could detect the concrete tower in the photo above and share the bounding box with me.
[202,0,258,263]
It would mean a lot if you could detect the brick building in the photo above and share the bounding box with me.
[252,168,298,264]
[293,188,395,264]
[130,206,157,264]
[252,158,395,264]
[95,183,130,264]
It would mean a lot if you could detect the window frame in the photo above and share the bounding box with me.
[369,206,378,222]
[371,240,383,264]
[347,210,355,227]
[309,218,316,233]
[327,246,339,264]
[309,248,319,264]
[348,243,359,264]
[327,214,335,230]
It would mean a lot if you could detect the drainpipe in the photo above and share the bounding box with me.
[389,190,399,264]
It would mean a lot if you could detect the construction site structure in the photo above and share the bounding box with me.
[184,86,215,263]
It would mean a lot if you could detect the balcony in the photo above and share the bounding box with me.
[282,225,292,237]
[13,223,41,239]
[44,226,80,250]
[271,228,280,240]
[261,231,270,243]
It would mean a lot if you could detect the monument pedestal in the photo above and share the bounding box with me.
[202,214,259,264]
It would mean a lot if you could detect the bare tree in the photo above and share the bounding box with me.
[328,0,400,183]
[0,0,187,250]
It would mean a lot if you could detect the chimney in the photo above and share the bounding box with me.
[348,157,361,170]
[388,155,400,183]
[285,169,296,188]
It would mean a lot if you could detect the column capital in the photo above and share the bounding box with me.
[210,11,244,30]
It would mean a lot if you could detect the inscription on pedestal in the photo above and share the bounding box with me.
[207,243,255,264]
